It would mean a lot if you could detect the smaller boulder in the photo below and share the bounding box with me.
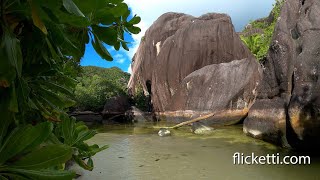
[243,98,289,147]
[101,95,132,122]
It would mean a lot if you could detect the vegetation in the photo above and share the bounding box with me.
[240,0,283,61]
[74,66,150,112]
[0,0,140,179]
[75,66,130,112]
[131,83,149,111]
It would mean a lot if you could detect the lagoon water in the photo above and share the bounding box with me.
[74,123,320,180]
[74,1,320,179]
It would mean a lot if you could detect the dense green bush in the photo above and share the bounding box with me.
[240,0,283,61]
[75,66,130,112]
[0,0,140,179]
[132,83,149,111]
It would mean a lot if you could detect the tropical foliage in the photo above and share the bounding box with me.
[240,0,283,61]
[131,84,149,111]
[0,0,140,179]
[75,66,130,112]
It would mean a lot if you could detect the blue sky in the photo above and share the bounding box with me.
[80,0,276,73]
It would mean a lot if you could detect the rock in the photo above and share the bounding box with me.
[257,0,300,99]
[287,0,320,149]
[128,12,256,126]
[164,58,261,125]
[191,122,214,135]
[128,12,194,97]
[243,98,289,146]
[247,0,320,149]
[101,95,132,122]
[158,128,171,137]
[131,106,147,123]
[70,111,102,124]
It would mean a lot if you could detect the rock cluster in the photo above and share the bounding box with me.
[128,0,320,150]
[244,0,320,149]
[128,12,260,126]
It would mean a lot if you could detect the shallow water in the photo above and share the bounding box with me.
[74,123,320,180]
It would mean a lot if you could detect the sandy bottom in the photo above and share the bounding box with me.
[71,124,320,180]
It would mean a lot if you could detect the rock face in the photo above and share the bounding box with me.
[166,58,261,125]
[243,98,288,146]
[245,0,320,149]
[128,12,259,125]
[101,95,132,122]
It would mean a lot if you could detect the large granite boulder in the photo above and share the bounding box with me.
[161,58,261,125]
[128,13,194,96]
[245,0,320,149]
[128,12,257,125]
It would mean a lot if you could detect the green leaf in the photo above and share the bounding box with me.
[1,29,23,79]
[0,110,13,147]
[0,175,9,180]
[89,145,108,157]
[32,97,53,118]
[72,0,107,15]
[29,0,48,34]
[73,130,96,146]
[47,133,63,145]
[121,42,129,51]
[91,34,113,61]
[110,3,129,17]
[114,42,120,51]
[0,126,32,162]
[62,0,85,17]
[11,144,72,170]
[0,173,28,180]
[37,86,72,109]
[87,158,93,168]
[4,168,75,180]
[128,15,141,25]
[73,155,93,171]
[61,115,76,146]
[75,125,88,135]
[8,84,18,113]
[92,25,117,46]
[0,122,52,164]
[78,144,108,157]
[40,81,74,97]
[126,26,141,34]
[55,11,90,27]
[22,123,53,154]
[109,0,124,3]
[96,12,116,25]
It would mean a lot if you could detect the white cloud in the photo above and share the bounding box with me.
[116,58,126,64]
[125,0,275,32]
[113,53,126,64]
[127,64,132,74]
[114,53,124,59]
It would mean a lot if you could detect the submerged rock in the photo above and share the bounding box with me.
[191,122,214,135]
[158,128,171,137]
